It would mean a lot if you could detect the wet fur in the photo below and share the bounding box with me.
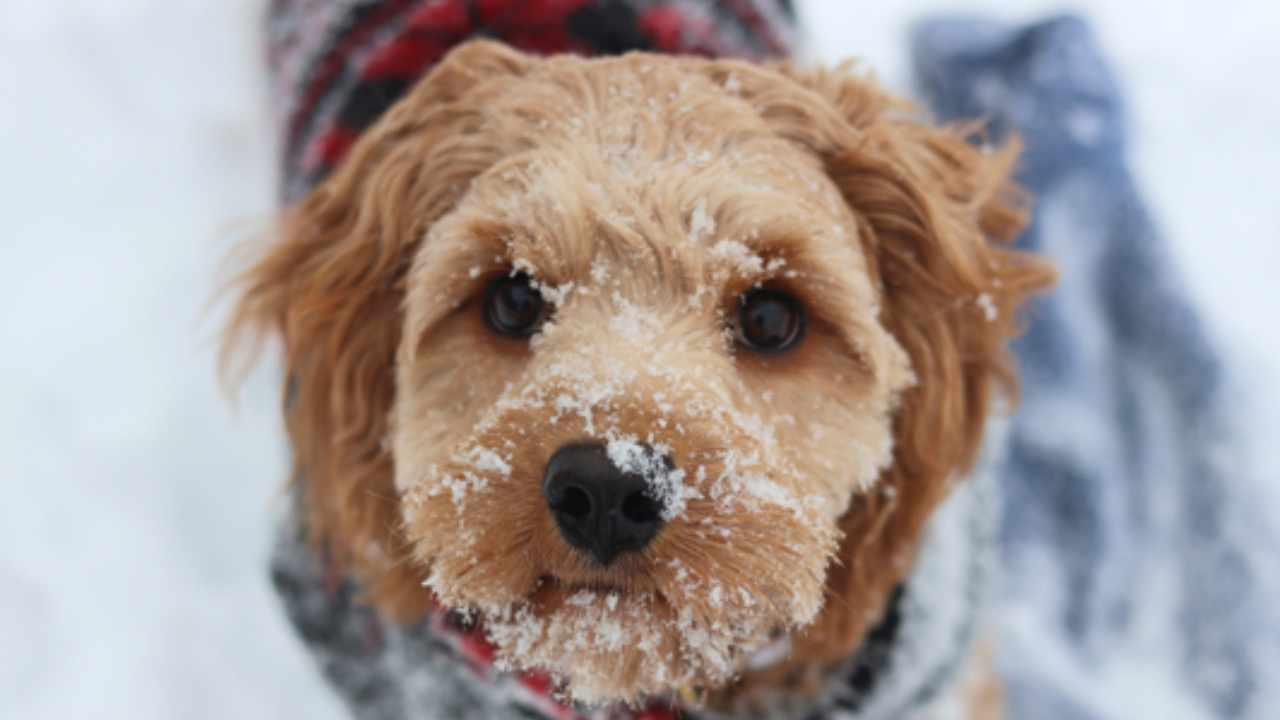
[224,41,1054,714]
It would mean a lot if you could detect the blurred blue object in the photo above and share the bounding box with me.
[913,15,1278,720]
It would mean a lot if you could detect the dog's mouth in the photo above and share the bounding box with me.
[538,574,621,593]
[532,573,663,606]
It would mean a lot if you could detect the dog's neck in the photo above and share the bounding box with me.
[270,458,994,720]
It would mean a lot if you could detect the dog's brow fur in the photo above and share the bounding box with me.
[222,40,1055,711]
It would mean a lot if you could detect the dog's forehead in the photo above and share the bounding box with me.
[458,65,871,292]
[493,152,851,272]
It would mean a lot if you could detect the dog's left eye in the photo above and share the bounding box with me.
[483,272,547,337]
[735,288,806,352]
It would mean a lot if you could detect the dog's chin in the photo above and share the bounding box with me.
[475,575,804,706]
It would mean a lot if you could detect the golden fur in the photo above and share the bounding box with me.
[224,40,1054,713]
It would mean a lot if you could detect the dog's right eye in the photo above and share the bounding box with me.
[735,288,806,352]
[483,272,547,337]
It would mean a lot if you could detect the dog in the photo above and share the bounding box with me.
[224,30,1054,720]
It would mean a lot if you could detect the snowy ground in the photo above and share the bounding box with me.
[0,1,1275,719]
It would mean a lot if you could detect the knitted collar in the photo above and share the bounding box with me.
[270,464,992,720]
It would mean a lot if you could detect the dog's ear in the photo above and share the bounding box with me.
[784,64,1057,485]
[222,40,532,620]
[709,61,1056,671]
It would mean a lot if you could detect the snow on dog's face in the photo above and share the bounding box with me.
[225,41,1054,707]
[392,87,912,699]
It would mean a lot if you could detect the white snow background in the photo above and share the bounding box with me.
[0,1,1275,718]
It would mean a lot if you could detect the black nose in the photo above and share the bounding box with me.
[542,442,667,566]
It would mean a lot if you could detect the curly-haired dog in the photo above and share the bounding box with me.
[226,39,1053,720]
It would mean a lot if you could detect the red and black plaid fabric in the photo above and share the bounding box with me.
[266,0,797,202]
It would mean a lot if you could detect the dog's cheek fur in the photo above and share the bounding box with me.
[392,310,529,487]
[733,316,910,522]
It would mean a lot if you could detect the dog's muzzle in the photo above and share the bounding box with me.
[541,442,668,566]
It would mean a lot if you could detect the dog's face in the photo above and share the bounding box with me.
[393,68,915,699]
[226,41,1053,706]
